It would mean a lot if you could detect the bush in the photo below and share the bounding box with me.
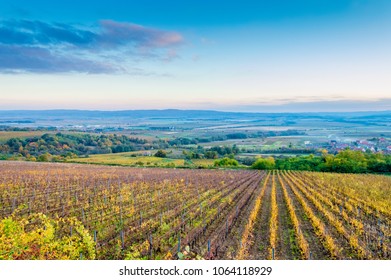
[37,153,52,162]
[252,157,275,170]
[154,150,167,158]
[0,213,95,260]
[214,157,239,167]
[240,157,256,166]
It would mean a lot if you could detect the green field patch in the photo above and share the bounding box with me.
[191,159,215,167]
[68,153,184,167]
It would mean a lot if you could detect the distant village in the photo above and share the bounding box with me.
[305,137,391,154]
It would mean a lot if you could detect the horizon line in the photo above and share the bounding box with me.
[0,108,390,114]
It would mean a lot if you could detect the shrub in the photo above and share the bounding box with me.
[0,213,95,260]
[214,157,239,167]
[252,157,275,170]
[154,150,167,158]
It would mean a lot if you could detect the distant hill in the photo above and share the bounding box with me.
[0,109,390,120]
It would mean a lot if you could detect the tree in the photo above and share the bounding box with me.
[240,157,256,166]
[323,149,368,173]
[204,151,218,159]
[37,153,52,162]
[214,157,239,167]
[154,150,167,158]
[252,157,275,170]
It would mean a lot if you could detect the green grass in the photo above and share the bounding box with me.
[67,153,185,167]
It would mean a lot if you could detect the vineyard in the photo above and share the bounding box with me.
[0,162,390,260]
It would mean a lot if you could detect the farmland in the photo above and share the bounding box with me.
[68,153,216,168]
[68,153,185,167]
[1,110,391,174]
[0,131,53,142]
[0,161,390,260]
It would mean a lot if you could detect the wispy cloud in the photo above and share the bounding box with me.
[98,20,182,48]
[0,45,121,74]
[0,19,184,74]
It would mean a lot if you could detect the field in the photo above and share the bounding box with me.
[189,159,216,168]
[0,131,51,141]
[67,152,216,168]
[68,153,185,167]
[0,162,390,260]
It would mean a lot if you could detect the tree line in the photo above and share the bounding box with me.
[251,149,391,173]
[0,133,148,161]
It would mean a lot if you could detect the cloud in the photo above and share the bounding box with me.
[0,45,121,74]
[0,20,94,46]
[0,19,183,49]
[98,20,183,48]
[0,19,184,74]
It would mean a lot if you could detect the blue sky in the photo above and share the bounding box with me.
[0,0,390,112]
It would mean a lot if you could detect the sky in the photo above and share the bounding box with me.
[0,0,390,112]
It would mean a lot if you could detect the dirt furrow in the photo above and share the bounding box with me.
[275,174,300,259]
[248,173,273,259]
[280,174,331,259]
